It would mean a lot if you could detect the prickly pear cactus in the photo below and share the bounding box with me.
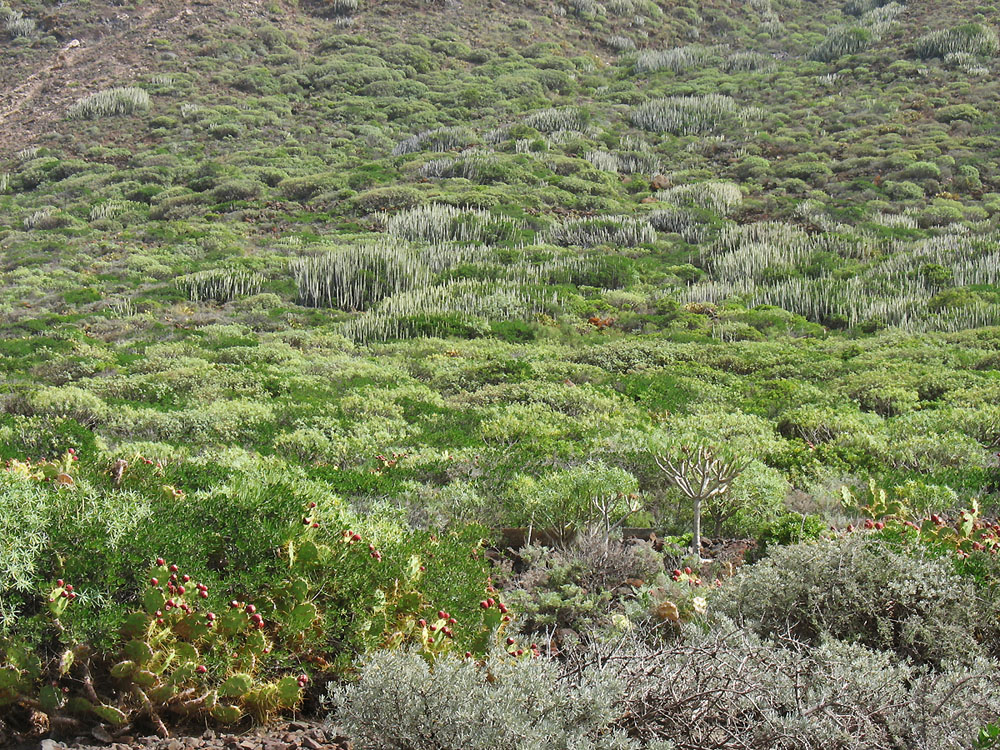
[104,560,303,727]
[0,640,41,707]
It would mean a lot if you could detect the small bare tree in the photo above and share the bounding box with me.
[653,445,748,557]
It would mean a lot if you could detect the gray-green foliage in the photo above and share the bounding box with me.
[381,204,523,244]
[542,216,656,247]
[68,87,151,119]
[715,535,993,665]
[292,243,431,310]
[634,45,714,74]
[332,647,635,750]
[1,4,36,37]
[175,269,265,303]
[522,107,589,133]
[630,95,748,135]
[392,126,478,156]
[914,23,1000,58]
[809,4,901,61]
[599,621,1000,750]
[657,181,742,214]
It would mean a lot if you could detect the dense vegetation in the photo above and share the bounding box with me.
[2,0,1000,746]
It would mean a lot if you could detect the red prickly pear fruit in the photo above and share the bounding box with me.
[56,579,64,587]
[156,558,165,566]
[196,665,207,674]
[169,564,179,573]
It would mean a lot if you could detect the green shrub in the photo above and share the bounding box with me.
[351,186,423,213]
[68,87,151,119]
[292,243,431,310]
[716,535,993,665]
[914,23,1000,58]
[631,95,747,135]
[599,620,1000,749]
[333,647,633,750]
[810,25,875,61]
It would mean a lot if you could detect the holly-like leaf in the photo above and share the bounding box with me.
[148,684,177,703]
[407,554,423,581]
[212,703,243,723]
[125,639,154,665]
[39,685,63,713]
[92,703,127,726]
[287,602,318,631]
[58,649,75,675]
[110,660,137,679]
[275,676,301,708]
[66,697,93,715]
[133,670,158,688]
[298,540,320,565]
[175,642,199,662]
[218,610,247,637]
[144,588,165,615]
[289,578,309,603]
[121,612,149,638]
[219,673,254,698]
[396,592,423,614]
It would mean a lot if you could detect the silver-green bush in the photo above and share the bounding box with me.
[914,23,1000,58]
[67,87,151,119]
[595,622,1000,750]
[332,647,636,750]
[715,534,992,665]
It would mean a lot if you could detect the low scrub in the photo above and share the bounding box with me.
[68,88,151,120]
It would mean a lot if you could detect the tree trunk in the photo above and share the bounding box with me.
[692,496,702,557]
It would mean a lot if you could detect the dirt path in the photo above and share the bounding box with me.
[0,2,177,155]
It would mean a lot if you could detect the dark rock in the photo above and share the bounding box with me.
[91,726,113,744]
